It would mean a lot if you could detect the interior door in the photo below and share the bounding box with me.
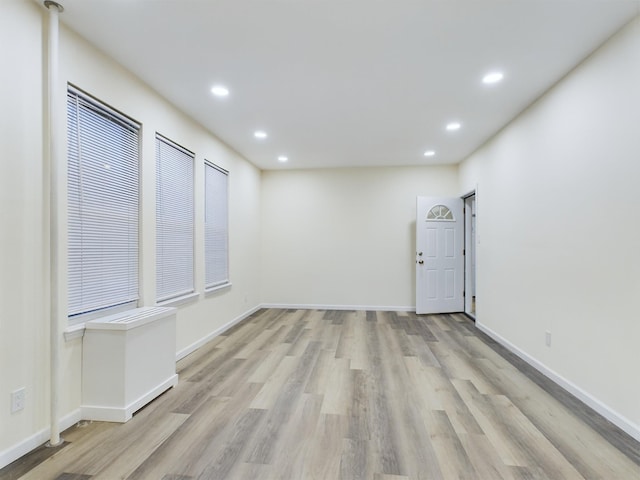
[416,196,464,314]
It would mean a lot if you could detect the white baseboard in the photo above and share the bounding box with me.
[81,374,178,423]
[0,408,82,470]
[176,305,263,361]
[476,321,640,443]
[261,303,415,312]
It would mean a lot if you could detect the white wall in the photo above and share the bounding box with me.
[60,0,262,359]
[0,0,48,460]
[0,0,262,464]
[459,16,640,437]
[261,166,458,308]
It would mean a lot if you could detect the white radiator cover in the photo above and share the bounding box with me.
[81,306,179,422]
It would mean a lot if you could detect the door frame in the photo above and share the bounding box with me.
[462,189,477,320]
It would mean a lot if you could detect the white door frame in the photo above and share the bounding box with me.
[462,189,477,319]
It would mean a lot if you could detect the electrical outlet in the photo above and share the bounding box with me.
[11,388,25,413]
[545,331,552,347]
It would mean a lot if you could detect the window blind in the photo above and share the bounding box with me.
[156,135,195,302]
[67,89,140,319]
[204,162,229,289]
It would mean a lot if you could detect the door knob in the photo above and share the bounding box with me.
[418,260,424,265]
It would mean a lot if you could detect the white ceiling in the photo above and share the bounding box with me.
[52,0,639,170]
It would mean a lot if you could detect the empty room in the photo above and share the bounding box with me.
[1,0,639,479]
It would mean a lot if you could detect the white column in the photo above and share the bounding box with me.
[44,0,64,448]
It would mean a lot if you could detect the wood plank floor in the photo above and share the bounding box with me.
[2,309,639,479]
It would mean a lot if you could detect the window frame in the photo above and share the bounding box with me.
[66,86,141,324]
[155,133,196,304]
[204,160,230,291]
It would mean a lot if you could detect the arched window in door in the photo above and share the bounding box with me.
[426,204,454,221]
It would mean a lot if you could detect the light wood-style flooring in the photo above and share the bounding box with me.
[2,309,639,479]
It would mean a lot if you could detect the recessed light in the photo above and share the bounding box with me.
[210,85,229,97]
[446,122,461,131]
[278,156,288,162]
[482,71,504,84]
[254,131,268,139]
[423,150,436,157]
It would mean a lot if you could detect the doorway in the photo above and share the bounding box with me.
[463,192,476,319]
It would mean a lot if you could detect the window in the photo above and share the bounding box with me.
[155,134,195,302]
[426,205,454,221]
[204,162,229,289]
[67,88,140,321]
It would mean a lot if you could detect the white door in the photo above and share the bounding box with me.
[416,196,464,314]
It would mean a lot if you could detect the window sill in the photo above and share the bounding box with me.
[205,282,232,296]
[156,291,200,308]
[64,323,86,342]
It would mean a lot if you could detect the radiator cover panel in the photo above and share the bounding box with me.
[81,306,178,422]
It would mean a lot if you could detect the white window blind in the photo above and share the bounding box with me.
[67,89,140,319]
[204,162,229,289]
[156,135,195,302]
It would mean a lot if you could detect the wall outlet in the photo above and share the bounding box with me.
[11,388,25,413]
[545,331,552,347]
